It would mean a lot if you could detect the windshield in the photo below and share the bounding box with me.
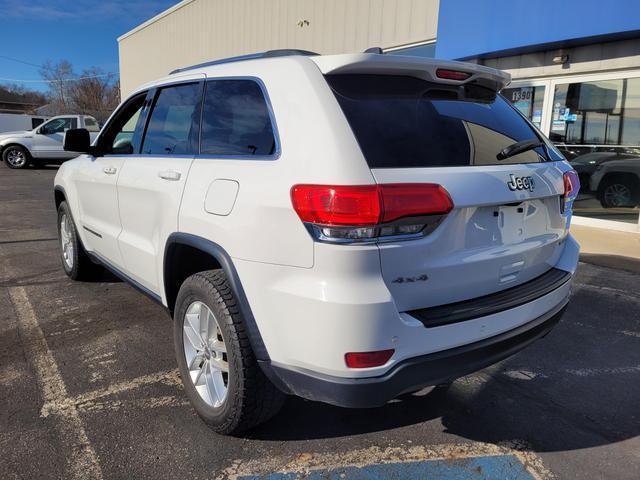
[326,74,553,168]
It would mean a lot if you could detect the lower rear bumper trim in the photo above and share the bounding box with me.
[260,298,569,408]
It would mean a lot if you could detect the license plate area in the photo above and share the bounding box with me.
[498,202,527,243]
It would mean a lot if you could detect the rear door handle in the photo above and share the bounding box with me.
[103,166,117,175]
[158,170,181,181]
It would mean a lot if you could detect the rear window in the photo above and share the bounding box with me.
[326,74,550,168]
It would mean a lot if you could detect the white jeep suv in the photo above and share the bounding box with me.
[54,50,580,434]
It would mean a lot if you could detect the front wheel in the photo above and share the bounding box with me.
[173,270,285,435]
[3,145,30,169]
[57,201,100,280]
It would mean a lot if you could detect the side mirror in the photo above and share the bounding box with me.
[63,128,92,153]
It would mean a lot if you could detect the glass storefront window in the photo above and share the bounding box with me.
[502,85,545,128]
[550,78,640,224]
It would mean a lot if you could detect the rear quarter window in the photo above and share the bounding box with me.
[326,74,549,168]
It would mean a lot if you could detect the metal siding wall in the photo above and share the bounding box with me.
[119,0,439,95]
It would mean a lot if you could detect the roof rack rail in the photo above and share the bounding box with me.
[169,49,319,74]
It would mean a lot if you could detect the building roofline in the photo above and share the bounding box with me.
[117,0,195,42]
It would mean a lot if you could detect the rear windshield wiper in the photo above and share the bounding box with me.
[497,139,544,161]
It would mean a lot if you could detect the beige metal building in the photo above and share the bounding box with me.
[118,0,439,96]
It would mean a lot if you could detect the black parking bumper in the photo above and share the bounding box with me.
[260,301,568,408]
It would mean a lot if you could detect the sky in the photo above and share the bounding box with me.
[0,0,178,92]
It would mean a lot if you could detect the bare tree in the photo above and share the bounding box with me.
[68,67,120,122]
[39,60,120,122]
[39,60,74,114]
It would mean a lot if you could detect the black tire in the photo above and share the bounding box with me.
[173,270,285,435]
[598,177,639,208]
[57,201,100,280]
[2,145,31,169]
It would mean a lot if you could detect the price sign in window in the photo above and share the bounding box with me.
[502,85,545,128]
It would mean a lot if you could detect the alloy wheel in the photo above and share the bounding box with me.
[60,213,75,270]
[183,301,229,407]
[604,183,632,207]
[6,148,26,168]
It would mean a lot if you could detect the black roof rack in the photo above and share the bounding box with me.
[169,49,319,74]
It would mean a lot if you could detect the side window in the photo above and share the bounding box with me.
[99,93,147,155]
[200,80,276,156]
[41,117,76,134]
[84,117,100,132]
[141,82,202,155]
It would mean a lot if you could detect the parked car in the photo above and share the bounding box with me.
[590,156,640,208]
[53,50,580,434]
[0,115,100,169]
[0,113,48,133]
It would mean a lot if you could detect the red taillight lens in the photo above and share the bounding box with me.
[380,184,453,222]
[561,170,580,214]
[563,170,580,198]
[345,349,394,368]
[291,183,454,242]
[435,68,472,81]
[291,184,453,226]
[290,184,381,226]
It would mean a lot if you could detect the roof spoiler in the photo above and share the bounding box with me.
[311,53,511,91]
[169,49,319,74]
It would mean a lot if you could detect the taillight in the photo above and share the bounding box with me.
[290,184,453,243]
[435,69,472,81]
[561,170,580,213]
[345,349,394,368]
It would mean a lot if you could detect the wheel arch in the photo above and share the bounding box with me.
[54,185,67,209]
[1,142,32,161]
[163,233,269,360]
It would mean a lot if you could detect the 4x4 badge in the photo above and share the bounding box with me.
[507,174,535,192]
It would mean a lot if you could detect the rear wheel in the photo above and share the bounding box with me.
[3,145,30,169]
[57,201,100,280]
[598,177,638,208]
[173,270,284,435]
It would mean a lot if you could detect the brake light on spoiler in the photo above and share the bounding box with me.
[290,183,453,243]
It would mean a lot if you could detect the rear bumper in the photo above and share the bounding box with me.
[260,299,568,408]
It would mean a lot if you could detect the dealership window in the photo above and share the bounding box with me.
[550,78,640,225]
[385,41,436,58]
[501,85,545,128]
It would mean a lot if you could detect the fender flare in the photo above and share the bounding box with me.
[164,232,270,361]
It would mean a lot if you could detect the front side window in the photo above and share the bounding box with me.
[141,82,202,155]
[200,80,276,156]
[99,93,147,155]
[326,74,549,169]
[41,117,77,134]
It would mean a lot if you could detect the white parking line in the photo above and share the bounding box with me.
[40,369,182,417]
[8,286,103,480]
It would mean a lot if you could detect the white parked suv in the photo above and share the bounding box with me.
[1,115,100,169]
[54,50,580,434]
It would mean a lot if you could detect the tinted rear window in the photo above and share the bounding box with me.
[326,74,549,168]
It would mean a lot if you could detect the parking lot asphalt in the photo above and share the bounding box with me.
[0,165,639,480]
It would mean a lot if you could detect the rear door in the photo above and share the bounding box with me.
[326,74,571,311]
[116,77,204,293]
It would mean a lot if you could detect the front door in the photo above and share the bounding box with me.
[33,117,77,158]
[74,93,149,268]
[116,79,204,294]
